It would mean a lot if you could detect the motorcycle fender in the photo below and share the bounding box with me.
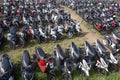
[84,70,89,76]
[9,76,14,80]
[12,41,15,45]
[20,38,25,42]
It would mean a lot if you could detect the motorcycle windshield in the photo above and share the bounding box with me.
[36,48,45,60]
[84,41,96,57]
[56,44,64,60]
[96,39,107,53]
[71,42,80,58]
[22,51,31,67]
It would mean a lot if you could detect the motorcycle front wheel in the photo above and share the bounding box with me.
[10,41,16,50]
[67,32,73,39]
[20,38,25,48]
[51,36,56,42]
[47,73,56,80]
[62,73,72,80]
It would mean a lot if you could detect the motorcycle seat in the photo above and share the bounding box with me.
[113,33,120,40]
[111,36,119,44]
[56,44,64,60]
[36,48,45,60]
[96,39,107,53]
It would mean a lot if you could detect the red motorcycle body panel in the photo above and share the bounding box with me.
[111,20,116,27]
[38,59,52,73]
[38,59,47,72]
[96,24,103,31]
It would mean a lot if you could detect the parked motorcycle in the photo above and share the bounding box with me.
[18,31,27,48]
[75,22,81,36]
[56,24,64,40]
[65,42,80,68]
[7,27,17,49]
[95,39,108,57]
[28,25,41,43]
[65,23,74,38]
[38,26,47,42]
[95,57,109,74]
[84,41,96,58]
[49,26,57,42]
[103,34,120,53]
[78,59,91,77]
[0,54,14,80]
[21,50,34,80]
[34,47,56,80]
[53,44,73,80]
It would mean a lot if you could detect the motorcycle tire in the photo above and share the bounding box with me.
[10,41,16,50]
[36,36,41,44]
[51,36,56,42]
[79,69,89,77]
[67,32,73,38]
[76,31,80,36]
[20,38,25,48]
[47,73,56,80]
[63,73,72,80]
[98,68,109,75]
[57,33,62,40]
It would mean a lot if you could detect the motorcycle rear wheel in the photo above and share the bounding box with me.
[47,73,56,80]
[20,38,25,48]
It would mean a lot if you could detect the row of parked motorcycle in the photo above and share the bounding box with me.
[61,0,120,34]
[0,0,82,49]
[1,32,120,80]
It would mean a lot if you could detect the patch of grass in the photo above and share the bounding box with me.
[83,20,104,39]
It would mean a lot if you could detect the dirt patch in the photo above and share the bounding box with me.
[62,6,103,43]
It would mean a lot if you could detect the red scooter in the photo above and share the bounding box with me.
[34,47,56,80]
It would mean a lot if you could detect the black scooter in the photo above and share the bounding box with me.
[21,50,34,80]
[0,54,14,80]
[0,27,4,47]
[53,44,73,80]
